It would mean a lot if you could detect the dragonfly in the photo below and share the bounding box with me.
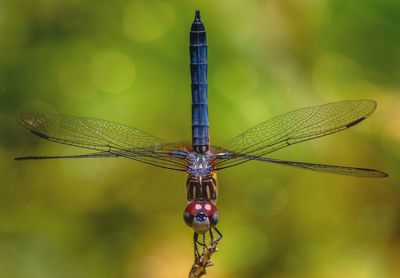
[17,11,387,263]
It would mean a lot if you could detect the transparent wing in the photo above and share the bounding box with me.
[15,152,118,160]
[221,156,387,178]
[214,100,377,169]
[17,113,189,171]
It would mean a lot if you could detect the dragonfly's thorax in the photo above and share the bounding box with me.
[186,171,218,202]
[187,153,213,177]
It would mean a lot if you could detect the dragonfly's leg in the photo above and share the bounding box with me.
[194,232,200,261]
[213,226,223,242]
[209,228,214,242]
[202,233,206,254]
[194,232,209,262]
[195,234,207,247]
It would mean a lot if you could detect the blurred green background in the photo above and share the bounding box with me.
[0,0,399,277]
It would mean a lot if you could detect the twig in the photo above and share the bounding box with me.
[188,241,219,278]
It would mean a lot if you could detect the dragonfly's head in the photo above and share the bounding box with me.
[187,153,213,177]
[183,201,219,234]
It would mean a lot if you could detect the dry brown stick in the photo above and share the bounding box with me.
[188,241,219,278]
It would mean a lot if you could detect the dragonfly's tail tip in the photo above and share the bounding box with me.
[195,10,201,20]
[381,172,389,178]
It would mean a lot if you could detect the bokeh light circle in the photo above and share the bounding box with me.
[90,49,136,94]
[123,0,176,42]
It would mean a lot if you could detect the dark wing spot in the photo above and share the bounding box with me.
[346,117,366,128]
[30,130,50,140]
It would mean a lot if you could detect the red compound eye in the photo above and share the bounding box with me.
[202,202,217,217]
[183,201,219,228]
[185,201,217,216]
[185,201,201,216]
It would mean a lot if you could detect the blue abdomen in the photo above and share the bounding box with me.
[190,11,209,153]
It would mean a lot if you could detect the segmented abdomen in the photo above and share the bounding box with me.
[190,11,209,153]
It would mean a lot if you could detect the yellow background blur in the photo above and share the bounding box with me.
[0,0,398,277]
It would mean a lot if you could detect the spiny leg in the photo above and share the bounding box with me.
[202,233,206,254]
[213,226,223,242]
[193,229,221,262]
[193,232,200,263]
[194,232,200,261]
[195,234,208,247]
[209,227,215,243]
[194,232,208,262]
